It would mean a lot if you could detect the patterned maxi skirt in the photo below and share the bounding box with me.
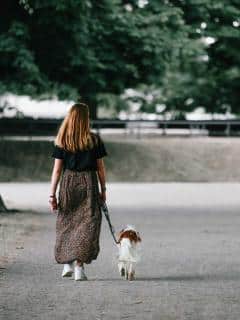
[54,169,102,264]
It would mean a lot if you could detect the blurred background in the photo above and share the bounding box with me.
[1,4,240,317]
[0,0,240,183]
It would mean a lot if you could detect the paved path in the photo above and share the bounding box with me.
[1,183,240,320]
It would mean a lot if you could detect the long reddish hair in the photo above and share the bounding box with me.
[118,229,142,244]
[55,103,98,152]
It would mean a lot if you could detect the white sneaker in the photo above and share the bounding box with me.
[74,263,88,281]
[62,263,73,277]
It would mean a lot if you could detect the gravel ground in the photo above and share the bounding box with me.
[1,183,240,320]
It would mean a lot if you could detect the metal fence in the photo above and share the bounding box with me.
[0,118,240,138]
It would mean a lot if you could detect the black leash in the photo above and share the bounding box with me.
[99,200,119,245]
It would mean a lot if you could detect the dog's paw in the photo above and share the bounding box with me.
[120,268,125,277]
[128,272,135,281]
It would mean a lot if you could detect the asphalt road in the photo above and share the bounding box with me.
[1,183,240,320]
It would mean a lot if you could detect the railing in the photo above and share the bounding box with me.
[0,118,240,137]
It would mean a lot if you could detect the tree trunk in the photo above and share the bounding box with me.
[0,195,9,213]
[79,95,98,120]
[0,195,19,213]
[89,103,97,120]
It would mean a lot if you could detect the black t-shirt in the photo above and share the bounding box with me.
[51,133,108,172]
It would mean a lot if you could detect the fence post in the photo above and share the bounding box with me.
[225,122,231,136]
[136,122,141,139]
[189,124,193,136]
[162,122,167,136]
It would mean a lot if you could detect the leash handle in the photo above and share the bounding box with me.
[99,200,119,245]
[99,199,107,212]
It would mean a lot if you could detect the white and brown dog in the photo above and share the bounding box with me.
[117,225,142,281]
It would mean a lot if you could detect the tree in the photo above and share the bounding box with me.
[169,0,240,114]
[0,0,197,118]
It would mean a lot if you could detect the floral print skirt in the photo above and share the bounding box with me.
[54,169,102,264]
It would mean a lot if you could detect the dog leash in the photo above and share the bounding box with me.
[99,200,119,245]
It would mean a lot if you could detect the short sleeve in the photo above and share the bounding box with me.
[51,145,65,159]
[95,134,108,159]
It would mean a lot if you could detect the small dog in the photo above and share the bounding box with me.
[117,225,142,281]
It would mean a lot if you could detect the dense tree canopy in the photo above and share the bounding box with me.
[0,0,239,118]
[170,0,240,114]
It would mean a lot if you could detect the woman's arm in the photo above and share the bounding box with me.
[49,159,63,212]
[96,158,107,202]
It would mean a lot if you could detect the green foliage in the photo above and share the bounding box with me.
[0,0,239,116]
[97,93,129,118]
[0,21,47,96]
[19,0,34,14]
[0,0,193,117]
[169,0,240,113]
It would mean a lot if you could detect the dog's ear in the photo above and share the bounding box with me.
[137,232,142,242]
[118,229,124,236]
[117,229,124,242]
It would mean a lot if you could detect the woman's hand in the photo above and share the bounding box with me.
[97,159,107,203]
[49,158,63,213]
[49,195,58,212]
[99,190,106,203]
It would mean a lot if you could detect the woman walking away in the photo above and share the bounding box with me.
[49,103,108,281]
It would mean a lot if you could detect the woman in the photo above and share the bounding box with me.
[49,103,108,281]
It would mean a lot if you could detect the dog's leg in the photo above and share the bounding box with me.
[125,262,128,280]
[118,261,125,277]
[128,262,135,281]
[121,265,125,277]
